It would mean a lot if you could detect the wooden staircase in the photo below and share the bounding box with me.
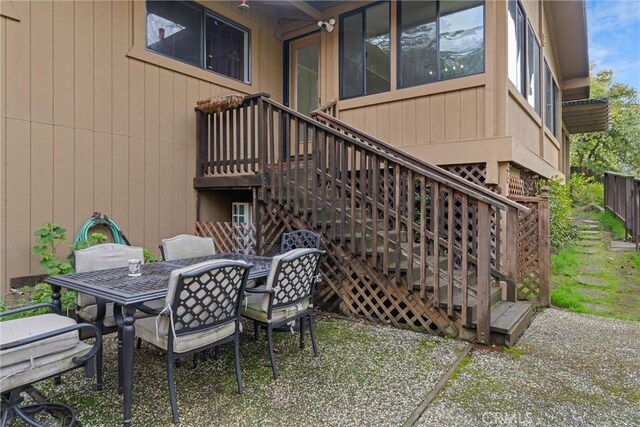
[195,94,534,346]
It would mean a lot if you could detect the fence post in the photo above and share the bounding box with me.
[538,187,551,306]
[195,111,207,177]
[476,201,492,344]
[504,207,518,302]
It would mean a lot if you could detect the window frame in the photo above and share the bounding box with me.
[544,61,560,138]
[339,1,391,100]
[397,0,486,90]
[509,0,546,119]
[145,0,251,84]
[526,22,541,114]
[232,202,252,225]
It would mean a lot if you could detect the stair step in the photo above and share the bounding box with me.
[438,285,501,311]
[470,301,535,347]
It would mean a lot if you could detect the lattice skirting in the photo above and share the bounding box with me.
[195,222,256,255]
[259,200,458,337]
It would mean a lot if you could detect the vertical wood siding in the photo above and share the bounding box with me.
[338,87,487,150]
[0,0,282,292]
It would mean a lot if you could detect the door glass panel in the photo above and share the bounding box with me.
[295,44,319,116]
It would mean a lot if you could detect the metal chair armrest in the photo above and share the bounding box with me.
[0,322,102,366]
[136,303,163,316]
[0,303,59,318]
[244,288,274,295]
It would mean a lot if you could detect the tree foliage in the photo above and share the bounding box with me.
[570,68,640,176]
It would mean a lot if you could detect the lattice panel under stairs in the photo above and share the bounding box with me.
[443,163,489,188]
[195,222,256,255]
[259,200,457,336]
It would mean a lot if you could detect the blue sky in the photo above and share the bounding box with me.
[587,0,640,92]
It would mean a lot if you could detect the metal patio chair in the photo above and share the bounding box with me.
[74,243,164,389]
[134,259,251,424]
[0,304,101,427]
[160,234,215,261]
[279,230,322,253]
[241,248,324,379]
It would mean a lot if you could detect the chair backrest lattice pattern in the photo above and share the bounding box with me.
[279,230,321,253]
[267,249,322,310]
[169,261,250,336]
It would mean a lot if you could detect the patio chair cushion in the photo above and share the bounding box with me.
[135,317,236,354]
[0,341,92,393]
[74,244,144,308]
[0,313,80,367]
[161,235,215,261]
[77,299,166,328]
[241,288,310,323]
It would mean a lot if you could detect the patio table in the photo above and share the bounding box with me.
[46,253,272,427]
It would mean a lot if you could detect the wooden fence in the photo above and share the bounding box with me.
[604,171,640,250]
[510,189,550,306]
[194,221,256,254]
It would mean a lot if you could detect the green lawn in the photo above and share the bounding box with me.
[550,214,640,321]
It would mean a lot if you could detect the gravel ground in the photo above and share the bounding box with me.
[417,308,640,427]
[33,317,467,426]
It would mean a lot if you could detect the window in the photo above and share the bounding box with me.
[146,1,250,83]
[232,203,252,225]
[508,0,541,115]
[526,24,540,113]
[398,1,484,89]
[508,0,525,93]
[545,62,559,137]
[340,2,390,99]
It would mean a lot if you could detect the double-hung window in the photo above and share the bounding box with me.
[340,2,391,99]
[508,0,540,115]
[146,1,250,83]
[545,62,559,137]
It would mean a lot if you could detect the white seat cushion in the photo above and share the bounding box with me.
[241,290,310,324]
[0,314,80,367]
[135,316,236,354]
[77,299,166,328]
[0,341,92,392]
[161,235,215,261]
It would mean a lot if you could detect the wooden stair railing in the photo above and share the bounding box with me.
[196,94,527,344]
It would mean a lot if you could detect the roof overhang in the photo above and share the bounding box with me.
[562,98,611,133]
[545,0,590,100]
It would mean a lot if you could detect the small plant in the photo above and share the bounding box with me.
[143,248,157,263]
[67,232,108,263]
[546,177,575,250]
[570,173,604,207]
[32,223,73,275]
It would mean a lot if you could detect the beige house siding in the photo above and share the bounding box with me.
[0,0,282,292]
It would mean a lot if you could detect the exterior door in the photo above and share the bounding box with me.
[290,34,320,116]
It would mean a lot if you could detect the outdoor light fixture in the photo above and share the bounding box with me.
[238,0,250,11]
[318,18,335,32]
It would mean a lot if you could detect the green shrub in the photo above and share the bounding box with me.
[546,177,575,250]
[570,173,604,207]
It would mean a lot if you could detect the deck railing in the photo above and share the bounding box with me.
[604,171,640,250]
[196,94,526,343]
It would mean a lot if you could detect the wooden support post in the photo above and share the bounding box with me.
[253,187,261,255]
[538,187,551,307]
[476,202,491,344]
[196,111,207,177]
[504,207,518,302]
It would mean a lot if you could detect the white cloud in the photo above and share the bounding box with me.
[588,0,640,34]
